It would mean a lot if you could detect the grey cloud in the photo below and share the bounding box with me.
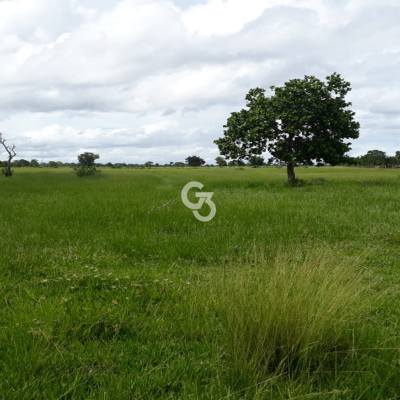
[1,0,400,162]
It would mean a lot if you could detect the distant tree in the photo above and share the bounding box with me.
[48,161,59,168]
[248,156,264,168]
[73,152,100,177]
[77,152,99,167]
[342,156,361,166]
[361,150,386,166]
[15,159,30,167]
[174,162,185,168]
[228,159,245,167]
[144,161,153,168]
[185,155,206,167]
[215,156,227,167]
[0,133,16,177]
[386,156,398,168]
[215,73,360,182]
[30,159,40,167]
[393,151,400,166]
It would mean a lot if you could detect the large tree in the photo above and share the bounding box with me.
[214,73,360,181]
[0,133,16,177]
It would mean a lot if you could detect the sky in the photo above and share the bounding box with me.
[0,0,399,164]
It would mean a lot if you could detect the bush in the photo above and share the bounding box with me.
[1,167,13,177]
[216,247,378,386]
[72,166,100,177]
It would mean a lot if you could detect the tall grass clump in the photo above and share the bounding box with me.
[218,247,378,387]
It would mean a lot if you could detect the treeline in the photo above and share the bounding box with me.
[342,150,400,168]
[3,150,400,169]
[0,159,183,168]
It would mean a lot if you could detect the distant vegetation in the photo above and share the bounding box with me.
[3,149,400,171]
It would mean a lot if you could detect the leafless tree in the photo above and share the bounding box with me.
[0,133,17,177]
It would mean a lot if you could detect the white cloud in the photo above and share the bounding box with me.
[0,0,400,163]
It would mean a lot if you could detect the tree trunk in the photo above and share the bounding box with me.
[287,162,295,182]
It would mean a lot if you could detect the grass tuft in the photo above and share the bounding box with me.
[217,246,379,387]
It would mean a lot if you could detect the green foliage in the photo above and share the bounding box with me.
[185,155,206,167]
[228,159,245,167]
[215,73,360,180]
[73,152,100,177]
[361,150,387,166]
[77,152,99,167]
[15,159,30,167]
[248,155,264,168]
[215,156,227,167]
[1,167,13,177]
[73,166,101,177]
[47,160,59,168]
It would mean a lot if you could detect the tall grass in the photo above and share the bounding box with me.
[218,247,379,388]
[1,167,400,398]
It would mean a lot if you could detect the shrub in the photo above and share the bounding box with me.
[216,247,378,386]
[72,166,100,177]
[1,167,13,177]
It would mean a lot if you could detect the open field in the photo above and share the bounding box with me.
[1,166,400,399]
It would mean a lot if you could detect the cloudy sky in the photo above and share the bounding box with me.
[0,0,399,164]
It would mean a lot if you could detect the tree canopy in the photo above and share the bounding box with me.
[215,156,227,167]
[185,155,206,167]
[248,156,264,168]
[78,152,99,167]
[214,73,360,181]
[73,152,100,177]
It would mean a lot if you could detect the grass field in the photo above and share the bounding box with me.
[1,166,400,399]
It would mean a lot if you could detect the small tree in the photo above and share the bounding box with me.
[73,152,100,177]
[77,152,99,167]
[215,73,360,182]
[228,160,245,167]
[215,156,227,167]
[185,155,206,168]
[144,161,153,168]
[0,133,16,177]
[248,156,264,168]
[48,161,59,168]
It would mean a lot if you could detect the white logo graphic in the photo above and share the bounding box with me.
[181,181,216,222]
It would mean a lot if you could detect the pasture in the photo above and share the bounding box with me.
[1,166,400,399]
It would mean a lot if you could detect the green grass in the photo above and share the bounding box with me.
[1,166,400,398]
